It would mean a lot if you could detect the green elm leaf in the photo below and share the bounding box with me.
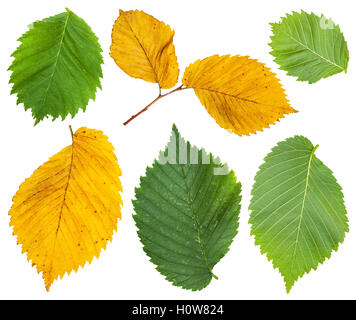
[9,8,103,125]
[269,11,349,84]
[249,136,348,293]
[133,125,242,291]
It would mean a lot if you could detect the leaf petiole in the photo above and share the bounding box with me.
[69,125,74,140]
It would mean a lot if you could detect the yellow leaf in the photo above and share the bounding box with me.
[110,10,179,89]
[182,55,297,136]
[9,127,123,291]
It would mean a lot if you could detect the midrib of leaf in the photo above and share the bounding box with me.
[194,87,285,108]
[123,13,160,87]
[291,144,319,272]
[47,134,75,286]
[278,28,345,71]
[179,165,218,280]
[40,10,71,117]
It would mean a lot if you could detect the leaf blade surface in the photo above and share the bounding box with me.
[249,136,348,292]
[269,11,349,83]
[110,10,179,89]
[9,127,122,291]
[133,125,241,290]
[182,55,296,136]
[9,9,103,124]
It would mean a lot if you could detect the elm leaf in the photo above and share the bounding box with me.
[133,125,241,290]
[249,136,348,292]
[269,11,349,83]
[9,8,103,124]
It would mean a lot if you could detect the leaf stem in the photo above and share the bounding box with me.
[311,144,320,155]
[123,84,186,126]
[69,125,74,140]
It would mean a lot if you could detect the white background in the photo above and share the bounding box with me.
[0,0,355,300]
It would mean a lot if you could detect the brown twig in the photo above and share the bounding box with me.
[123,84,186,126]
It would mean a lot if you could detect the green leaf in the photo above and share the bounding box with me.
[133,125,241,291]
[9,8,103,124]
[269,11,349,84]
[249,136,348,293]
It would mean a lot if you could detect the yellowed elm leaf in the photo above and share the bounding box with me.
[9,127,123,291]
[110,10,179,89]
[182,55,297,136]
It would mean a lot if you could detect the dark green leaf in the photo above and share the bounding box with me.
[133,125,241,291]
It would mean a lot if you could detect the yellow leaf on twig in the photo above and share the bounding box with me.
[110,10,179,89]
[9,127,123,291]
[182,55,297,136]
